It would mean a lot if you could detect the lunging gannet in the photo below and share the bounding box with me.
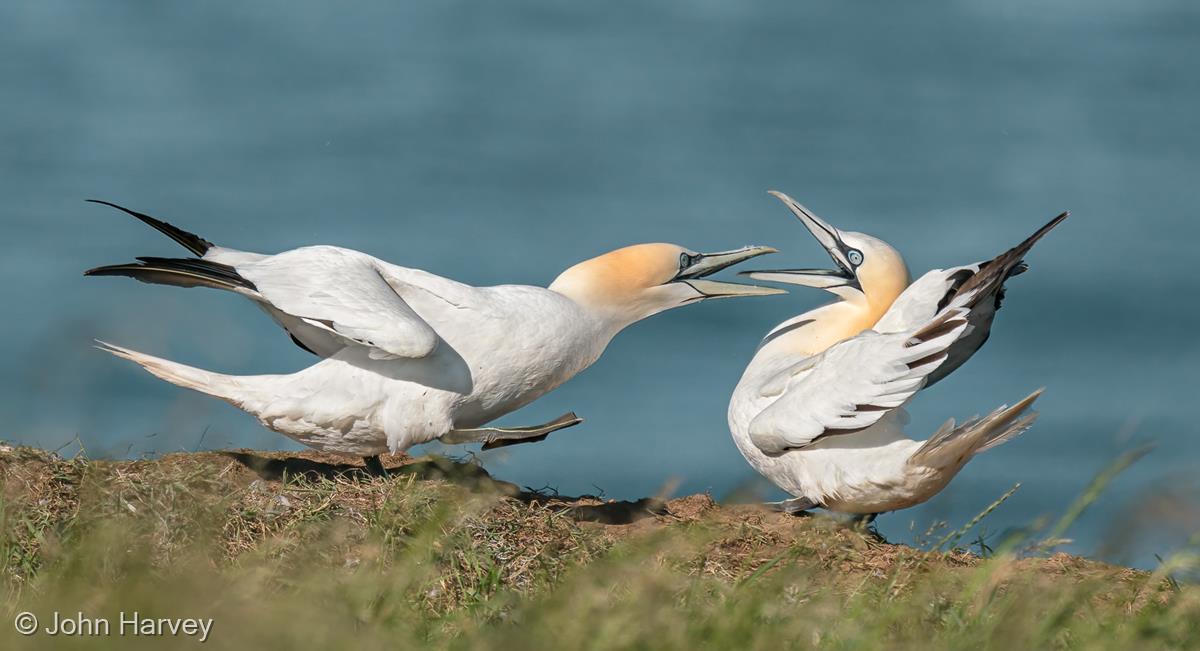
[728,191,1067,515]
[85,201,782,475]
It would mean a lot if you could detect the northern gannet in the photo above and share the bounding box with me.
[727,191,1067,515]
[84,201,782,475]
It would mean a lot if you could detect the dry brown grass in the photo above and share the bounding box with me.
[2,444,1193,650]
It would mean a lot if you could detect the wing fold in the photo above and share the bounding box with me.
[238,246,440,359]
[748,308,970,455]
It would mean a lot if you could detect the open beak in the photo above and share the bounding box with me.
[738,190,858,289]
[673,245,787,299]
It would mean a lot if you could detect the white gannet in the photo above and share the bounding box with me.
[85,200,782,475]
[727,191,1067,515]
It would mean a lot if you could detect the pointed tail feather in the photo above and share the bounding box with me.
[86,199,213,256]
[95,341,242,403]
[910,389,1043,468]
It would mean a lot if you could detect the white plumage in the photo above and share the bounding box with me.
[728,191,1066,514]
[85,201,781,462]
[747,308,969,454]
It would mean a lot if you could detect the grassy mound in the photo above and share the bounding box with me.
[2,445,1196,649]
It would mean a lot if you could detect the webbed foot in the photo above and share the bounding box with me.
[441,412,584,450]
[765,496,819,515]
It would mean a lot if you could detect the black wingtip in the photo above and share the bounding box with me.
[86,199,214,256]
[83,263,146,278]
[81,257,256,291]
[946,210,1069,310]
[1046,210,1070,230]
[85,198,145,215]
[1015,210,1070,256]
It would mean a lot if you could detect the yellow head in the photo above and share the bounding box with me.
[549,243,782,325]
[740,191,910,316]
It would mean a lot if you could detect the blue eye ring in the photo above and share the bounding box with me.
[680,253,691,269]
[847,249,864,266]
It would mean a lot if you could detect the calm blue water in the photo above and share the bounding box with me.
[3,1,1198,568]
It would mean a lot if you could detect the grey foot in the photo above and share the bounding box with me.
[766,497,819,514]
[362,455,390,478]
[440,412,584,450]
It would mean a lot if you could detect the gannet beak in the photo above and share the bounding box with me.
[737,267,859,289]
[737,191,858,288]
[673,245,787,299]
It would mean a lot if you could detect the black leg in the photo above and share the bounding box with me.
[362,455,389,478]
[849,512,887,542]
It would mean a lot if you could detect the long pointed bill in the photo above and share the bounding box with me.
[674,245,787,299]
[766,190,854,273]
[681,278,787,298]
[738,268,858,289]
[738,191,861,290]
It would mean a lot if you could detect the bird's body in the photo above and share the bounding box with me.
[728,404,932,514]
[728,298,1038,514]
[728,192,1065,514]
[220,245,614,433]
[87,201,780,458]
[105,250,611,455]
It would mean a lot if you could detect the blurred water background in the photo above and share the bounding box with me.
[2,1,1198,569]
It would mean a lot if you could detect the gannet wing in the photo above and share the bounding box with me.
[873,265,996,388]
[237,246,440,360]
[82,200,442,359]
[748,308,970,454]
[873,265,980,333]
[875,211,1068,386]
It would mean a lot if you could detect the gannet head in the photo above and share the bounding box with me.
[550,243,783,324]
[740,191,910,310]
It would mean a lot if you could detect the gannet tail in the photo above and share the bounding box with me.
[95,341,248,405]
[909,389,1043,469]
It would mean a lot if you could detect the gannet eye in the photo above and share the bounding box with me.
[680,253,694,270]
[847,249,864,266]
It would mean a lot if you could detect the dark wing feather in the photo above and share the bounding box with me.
[950,211,1069,309]
[86,199,214,256]
[85,257,256,292]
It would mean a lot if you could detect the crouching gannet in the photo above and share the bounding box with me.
[727,191,1067,515]
[84,200,782,475]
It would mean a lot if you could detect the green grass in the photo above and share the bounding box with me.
[2,445,1197,650]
